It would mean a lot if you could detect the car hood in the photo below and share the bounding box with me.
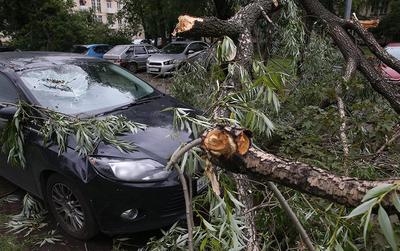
[148,53,184,62]
[92,95,192,165]
[381,65,400,80]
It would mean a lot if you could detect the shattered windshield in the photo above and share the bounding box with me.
[19,62,154,115]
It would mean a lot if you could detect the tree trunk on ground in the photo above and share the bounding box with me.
[211,147,399,207]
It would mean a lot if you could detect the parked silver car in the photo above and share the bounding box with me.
[104,44,159,73]
[146,41,209,76]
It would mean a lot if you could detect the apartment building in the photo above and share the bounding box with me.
[358,0,392,18]
[73,0,124,30]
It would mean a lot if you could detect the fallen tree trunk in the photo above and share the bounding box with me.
[202,128,399,208]
[216,147,399,207]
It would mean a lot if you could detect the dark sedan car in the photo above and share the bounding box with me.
[0,52,205,239]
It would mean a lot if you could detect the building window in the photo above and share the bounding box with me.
[79,0,86,6]
[117,1,121,9]
[91,0,96,10]
[107,14,114,24]
[106,0,112,9]
[96,0,101,12]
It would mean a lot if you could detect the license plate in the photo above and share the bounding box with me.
[149,67,160,72]
[196,176,208,193]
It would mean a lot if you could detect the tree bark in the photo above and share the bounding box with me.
[211,147,399,208]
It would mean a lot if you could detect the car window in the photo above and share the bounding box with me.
[386,47,400,60]
[161,43,188,54]
[188,43,205,52]
[93,46,111,54]
[106,45,129,55]
[0,73,18,103]
[73,46,88,54]
[200,43,209,50]
[145,46,158,54]
[134,46,146,55]
[19,62,154,115]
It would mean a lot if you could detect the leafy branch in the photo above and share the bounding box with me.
[0,101,146,168]
[345,183,400,251]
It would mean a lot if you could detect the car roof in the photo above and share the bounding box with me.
[0,51,102,72]
[386,43,400,48]
[74,44,110,48]
[130,43,153,46]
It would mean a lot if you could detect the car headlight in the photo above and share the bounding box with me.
[89,157,170,182]
[164,59,176,65]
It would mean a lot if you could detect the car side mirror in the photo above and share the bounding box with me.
[0,106,17,120]
[187,49,195,55]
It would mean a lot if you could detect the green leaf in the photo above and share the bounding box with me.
[220,36,237,62]
[344,198,377,219]
[362,184,395,202]
[363,208,372,247]
[200,237,208,251]
[335,242,344,251]
[378,205,398,251]
[202,218,216,232]
[391,192,400,213]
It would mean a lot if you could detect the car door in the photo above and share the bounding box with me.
[134,46,149,68]
[0,73,37,193]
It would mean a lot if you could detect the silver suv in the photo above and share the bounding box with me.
[146,41,209,76]
[104,44,159,73]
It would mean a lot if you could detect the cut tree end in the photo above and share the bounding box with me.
[172,15,204,36]
[202,127,252,157]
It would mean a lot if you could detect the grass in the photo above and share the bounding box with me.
[0,235,27,251]
[0,210,32,251]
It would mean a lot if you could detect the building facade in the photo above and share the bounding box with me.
[73,0,124,30]
[358,0,392,18]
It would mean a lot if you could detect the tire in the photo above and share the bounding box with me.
[127,63,138,73]
[46,174,98,240]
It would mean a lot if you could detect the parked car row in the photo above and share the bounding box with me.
[72,41,210,76]
[146,41,209,76]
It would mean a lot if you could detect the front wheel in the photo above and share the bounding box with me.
[46,174,98,240]
[127,63,138,73]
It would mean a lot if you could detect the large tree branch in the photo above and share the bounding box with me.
[299,0,400,114]
[174,0,279,74]
[200,127,399,208]
[212,147,399,208]
[346,17,400,74]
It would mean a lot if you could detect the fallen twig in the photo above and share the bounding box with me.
[165,138,202,251]
[266,182,316,251]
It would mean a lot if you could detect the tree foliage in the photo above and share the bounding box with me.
[373,0,400,42]
[0,0,133,51]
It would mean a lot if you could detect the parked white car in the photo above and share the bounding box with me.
[146,41,209,76]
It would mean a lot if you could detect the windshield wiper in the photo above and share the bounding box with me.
[96,94,164,117]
